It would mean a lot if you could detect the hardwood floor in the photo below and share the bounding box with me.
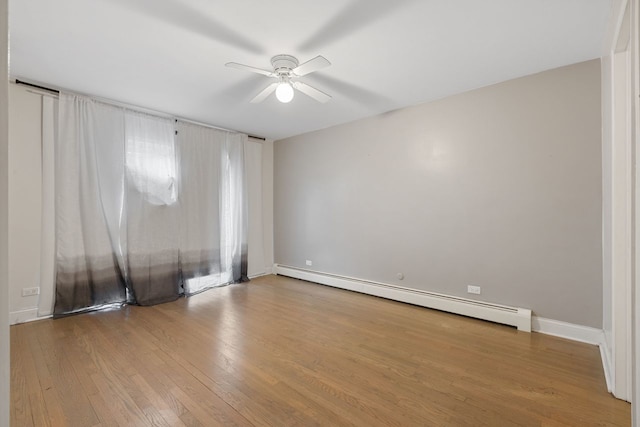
[11,275,630,426]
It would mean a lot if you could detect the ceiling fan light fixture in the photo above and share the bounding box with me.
[275,82,294,103]
[227,54,331,104]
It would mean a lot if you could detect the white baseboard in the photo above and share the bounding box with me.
[599,338,613,393]
[273,264,531,332]
[10,308,51,325]
[248,265,274,280]
[531,316,604,345]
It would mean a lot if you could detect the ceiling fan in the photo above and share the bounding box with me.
[226,54,332,104]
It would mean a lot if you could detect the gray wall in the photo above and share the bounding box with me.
[8,84,43,319]
[275,60,602,328]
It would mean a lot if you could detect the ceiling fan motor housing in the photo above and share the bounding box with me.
[271,55,299,76]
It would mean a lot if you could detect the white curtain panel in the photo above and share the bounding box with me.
[177,122,248,294]
[125,111,181,305]
[221,133,249,285]
[54,93,248,316]
[176,121,224,294]
[55,94,128,315]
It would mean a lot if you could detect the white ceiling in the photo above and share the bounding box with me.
[10,0,611,140]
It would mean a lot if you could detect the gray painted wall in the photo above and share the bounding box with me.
[275,60,602,328]
[8,85,43,318]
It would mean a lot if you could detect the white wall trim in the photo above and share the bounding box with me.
[603,0,629,55]
[248,265,274,280]
[10,308,51,325]
[531,316,605,345]
[602,0,634,402]
[273,264,532,332]
[600,338,614,394]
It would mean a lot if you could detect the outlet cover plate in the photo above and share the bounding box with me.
[22,287,40,297]
[467,285,481,295]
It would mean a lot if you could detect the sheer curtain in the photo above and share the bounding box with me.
[54,93,248,316]
[125,111,181,305]
[55,95,128,315]
[177,121,224,294]
[221,133,249,284]
[177,122,248,295]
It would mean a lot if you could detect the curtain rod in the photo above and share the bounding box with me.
[14,79,267,141]
[16,79,59,94]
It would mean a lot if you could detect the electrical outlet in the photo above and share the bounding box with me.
[22,287,40,297]
[467,285,481,295]
[306,260,313,266]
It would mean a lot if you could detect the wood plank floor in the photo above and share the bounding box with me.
[11,274,630,426]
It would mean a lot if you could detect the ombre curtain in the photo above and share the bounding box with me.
[54,93,248,316]
[176,121,248,295]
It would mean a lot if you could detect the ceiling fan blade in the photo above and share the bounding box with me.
[292,56,331,76]
[293,81,332,103]
[226,62,274,77]
[250,83,278,103]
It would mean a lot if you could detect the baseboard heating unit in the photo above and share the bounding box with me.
[273,264,532,332]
